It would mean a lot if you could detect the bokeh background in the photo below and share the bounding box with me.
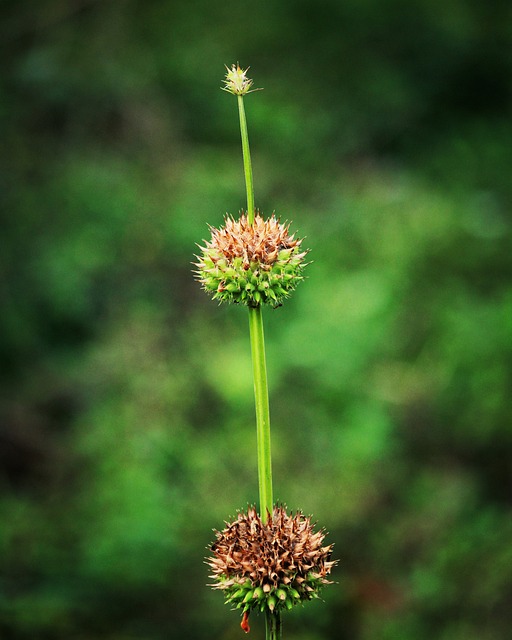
[1,1,512,638]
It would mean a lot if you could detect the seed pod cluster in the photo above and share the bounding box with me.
[194,213,309,307]
[222,63,262,96]
[207,506,336,615]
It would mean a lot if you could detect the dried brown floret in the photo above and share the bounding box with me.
[206,506,337,615]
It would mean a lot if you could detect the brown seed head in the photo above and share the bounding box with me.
[206,506,337,614]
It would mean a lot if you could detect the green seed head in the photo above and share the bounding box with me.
[222,63,262,96]
[194,213,309,307]
[206,506,337,616]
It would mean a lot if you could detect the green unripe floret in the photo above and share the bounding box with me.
[194,213,309,308]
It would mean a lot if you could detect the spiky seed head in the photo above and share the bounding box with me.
[194,213,309,307]
[222,64,262,96]
[206,505,337,616]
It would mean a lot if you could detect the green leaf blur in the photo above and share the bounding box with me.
[1,1,511,639]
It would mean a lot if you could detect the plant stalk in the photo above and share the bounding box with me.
[248,304,273,519]
[237,92,273,521]
[238,84,277,640]
[237,94,255,223]
[265,610,282,640]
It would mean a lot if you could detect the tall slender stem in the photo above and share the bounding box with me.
[237,81,277,640]
[265,610,282,640]
[237,92,273,521]
[248,304,273,519]
[237,94,255,223]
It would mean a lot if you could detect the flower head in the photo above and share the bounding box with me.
[207,506,337,616]
[194,213,309,307]
[222,64,262,96]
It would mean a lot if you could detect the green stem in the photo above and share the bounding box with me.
[237,94,255,223]
[248,305,273,520]
[237,90,273,521]
[265,611,282,640]
[238,84,277,640]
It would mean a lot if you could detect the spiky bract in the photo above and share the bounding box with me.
[222,64,262,96]
[207,506,336,615]
[194,213,308,307]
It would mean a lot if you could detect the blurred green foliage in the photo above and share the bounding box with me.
[1,0,511,638]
